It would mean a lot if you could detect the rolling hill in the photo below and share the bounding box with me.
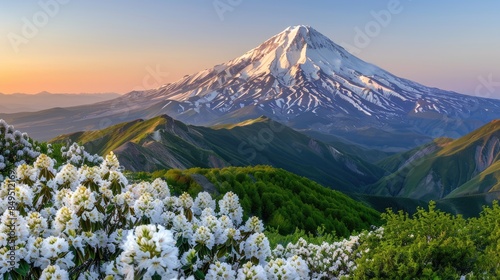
[51,114,385,192]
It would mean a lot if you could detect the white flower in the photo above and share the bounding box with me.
[241,216,264,233]
[54,164,79,190]
[193,191,215,215]
[219,192,243,226]
[287,255,309,279]
[192,226,215,250]
[77,270,100,280]
[179,192,194,209]
[119,224,179,277]
[237,261,267,280]
[27,236,46,268]
[133,192,164,223]
[0,210,29,247]
[16,164,38,182]
[34,154,55,172]
[107,170,128,186]
[41,236,69,259]
[163,196,180,212]
[108,229,127,254]
[70,185,96,212]
[244,233,271,265]
[40,265,69,280]
[54,188,72,208]
[26,211,48,237]
[79,165,102,185]
[224,228,242,242]
[206,261,236,280]
[82,231,99,248]
[218,215,234,229]
[53,206,79,234]
[101,151,120,172]
[13,183,34,208]
[172,214,193,240]
[40,236,74,269]
[266,258,298,280]
[113,191,134,207]
[150,178,170,199]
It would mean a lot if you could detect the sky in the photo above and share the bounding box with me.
[1,0,499,98]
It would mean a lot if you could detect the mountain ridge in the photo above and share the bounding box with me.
[368,120,500,200]
[4,25,500,147]
[50,114,386,192]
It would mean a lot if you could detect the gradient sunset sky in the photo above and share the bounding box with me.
[1,1,499,98]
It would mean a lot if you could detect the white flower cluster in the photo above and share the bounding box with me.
[114,224,179,279]
[272,235,362,279]
[61,143,103,167]
[0,119,40,181]
[0,147,369,279]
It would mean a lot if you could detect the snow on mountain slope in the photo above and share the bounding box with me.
[121,25,500,140]
[6,25,500,144]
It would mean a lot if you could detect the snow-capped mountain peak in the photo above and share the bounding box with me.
[132,25,500,138]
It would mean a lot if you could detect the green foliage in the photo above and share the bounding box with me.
[371,121,500,201]
[265,226,338,248]
[468,201,500,277]
[142,166,382,238]
[353,202,479,279]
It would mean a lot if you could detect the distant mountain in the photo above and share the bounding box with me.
[0,92,120,113]
[368,120,500,201]
[4,25,500,147]
[50,115,385,192]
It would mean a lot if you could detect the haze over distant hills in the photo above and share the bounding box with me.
[0,92,121,113]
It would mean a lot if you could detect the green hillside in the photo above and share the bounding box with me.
[51,115,385,192]
[130,165,382,237]
[369,120,500,200]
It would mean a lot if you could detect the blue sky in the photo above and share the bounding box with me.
[1,0,499,98]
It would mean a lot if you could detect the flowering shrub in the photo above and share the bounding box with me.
[272,235,360,279]
[4,119,500,279]
[0,120,104,182]
[60,143,103,167]
[0,119,41,181]
[2,150,366,279]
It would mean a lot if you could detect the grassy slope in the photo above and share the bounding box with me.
[369,121,500,200]
[51,115,386,192]
[447,161,500,197]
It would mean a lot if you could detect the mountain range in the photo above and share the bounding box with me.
[50,114,385,192]
[4,24,500,216]
[3,25,500,151]
[51,114,500,217]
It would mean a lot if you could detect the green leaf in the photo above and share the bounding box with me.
[194,270,205,280]
[217,246,228,259]
[14,260,30,276]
